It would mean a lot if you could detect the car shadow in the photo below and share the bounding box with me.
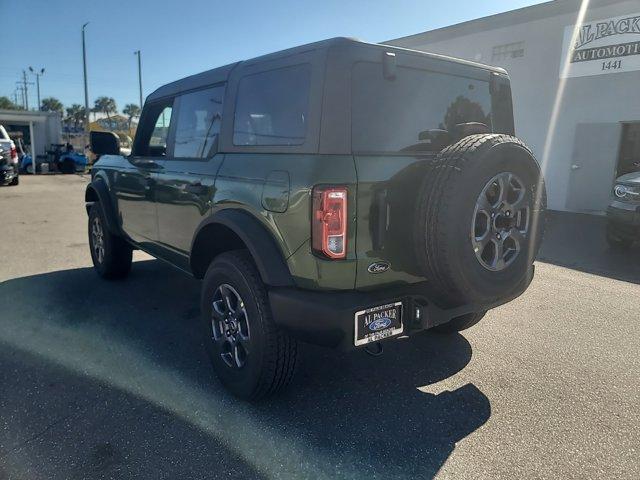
[0,260,489,479]
[538,210,640,284]
[0,344,266,480]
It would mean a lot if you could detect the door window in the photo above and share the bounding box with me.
[173,86,224,158]
[149,107,172,152]
[135,101,174,157]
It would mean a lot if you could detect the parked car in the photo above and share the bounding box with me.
[52,143,88,173]
[86,38,546,400]
[22,143,88,174]
[606,171,640,249]
[0,125,19,185]
[0,147,19,185]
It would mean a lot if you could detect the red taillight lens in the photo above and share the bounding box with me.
[10,146,18,162]
[312,186,348,259]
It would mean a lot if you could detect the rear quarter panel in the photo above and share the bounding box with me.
[213,153,357,290]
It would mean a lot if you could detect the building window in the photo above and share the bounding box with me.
[492,42,525,62]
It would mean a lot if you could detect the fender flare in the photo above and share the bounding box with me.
[85,179,120,235]
[190,209,294,287]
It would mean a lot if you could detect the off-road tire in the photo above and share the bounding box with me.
[201,250,297,401]
[88,203,132,279]
[606,223,634,250]
[433,311,487,334]
[415,134,546,307]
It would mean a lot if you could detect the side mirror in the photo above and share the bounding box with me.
[90,131,121,156]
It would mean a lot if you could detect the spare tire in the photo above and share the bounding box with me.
[415,134,546,307]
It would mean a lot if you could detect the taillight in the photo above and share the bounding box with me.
[10,146,18,162]
[312,186,348,259]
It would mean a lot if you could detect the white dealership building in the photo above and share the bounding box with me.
[388,0,640,213]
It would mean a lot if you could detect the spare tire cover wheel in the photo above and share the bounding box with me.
[416,134,546,306]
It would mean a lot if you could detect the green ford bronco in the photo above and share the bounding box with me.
[87,38,545,400]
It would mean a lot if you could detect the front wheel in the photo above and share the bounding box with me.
[200,250,297,401]
[88,204,132,279]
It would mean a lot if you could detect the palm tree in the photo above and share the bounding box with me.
[122,103,141,131]
[40,97,64,114]
[66,104,86,129]
[93,96,117,128]
[0,96,22,110]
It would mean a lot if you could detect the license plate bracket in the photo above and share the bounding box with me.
[354,302,403,347]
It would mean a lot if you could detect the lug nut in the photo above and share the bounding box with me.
[506,211,511,217]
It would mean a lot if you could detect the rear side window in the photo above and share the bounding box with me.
[351,62,493,153]
[233,64,311,146]
[174,86,224,158]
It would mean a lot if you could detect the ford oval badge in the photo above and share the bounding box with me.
[369,317,392,332]
[368,262,390,274]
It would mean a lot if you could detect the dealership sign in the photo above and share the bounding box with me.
[560,12,640,78]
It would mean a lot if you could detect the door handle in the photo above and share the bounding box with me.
[571,164,581,170]
[134,159,162,170]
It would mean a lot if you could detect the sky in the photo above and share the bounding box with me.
[1,0,547,114]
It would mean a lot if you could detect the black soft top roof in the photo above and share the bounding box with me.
[145,37,505,103]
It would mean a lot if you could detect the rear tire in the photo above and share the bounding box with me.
[433,311,486,334]
[61,158,75,174]
[9,175,19,186]
[88,203,132,279]
[606,223,634,250]
[201,250,297,401]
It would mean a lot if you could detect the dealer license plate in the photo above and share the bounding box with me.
[354,302,403,347]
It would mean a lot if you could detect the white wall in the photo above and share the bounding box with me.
[390,0,640,212]
[0,111,62,157]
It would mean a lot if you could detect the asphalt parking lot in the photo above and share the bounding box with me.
[1,175,639,479]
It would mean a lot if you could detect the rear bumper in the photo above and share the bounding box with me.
[269,266,534,350]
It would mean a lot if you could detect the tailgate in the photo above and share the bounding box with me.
[354,155,434,289]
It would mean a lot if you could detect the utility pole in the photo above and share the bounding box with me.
[29,67,45,110]
[20,71,34,110]
[82,22,90,132]
[134,50,143,109]
[15,86,25,109]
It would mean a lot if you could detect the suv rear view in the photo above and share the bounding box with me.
[87,38,545,400]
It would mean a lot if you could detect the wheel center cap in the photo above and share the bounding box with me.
[226,319,238,336]
[493,212,514,231]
